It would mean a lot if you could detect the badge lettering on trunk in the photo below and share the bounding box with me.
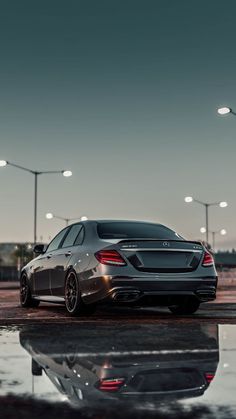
[163,242,170,247]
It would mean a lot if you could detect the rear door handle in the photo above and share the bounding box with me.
[47,254,52,259]
[65,251,72,257]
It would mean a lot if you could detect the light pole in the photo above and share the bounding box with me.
[0,160,72,244]
[212,229,227,250]
[200,227,227,250]
[217,106,236,116]
[184,197,228,244]
[46,213,87,226]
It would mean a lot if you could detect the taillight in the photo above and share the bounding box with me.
[204,372,215,384]
[202,251,214,267]
[95,250,127,266]
[98,378,125,392]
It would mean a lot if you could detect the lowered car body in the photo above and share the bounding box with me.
[20,220,218,315]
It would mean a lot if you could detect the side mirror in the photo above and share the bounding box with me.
[33,244,45,255]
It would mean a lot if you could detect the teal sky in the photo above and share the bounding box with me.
[1,0,236,249]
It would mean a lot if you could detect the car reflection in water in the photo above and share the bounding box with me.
[19,324,219,406]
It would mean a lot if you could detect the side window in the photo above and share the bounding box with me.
[61,224,83,248]
[74,226,85,246]
[46,227,70,253]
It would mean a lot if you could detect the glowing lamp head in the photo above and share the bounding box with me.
[81,216,88,221]
[219,201,228,208]
[63,170,72,177]
[200,227,206,234]
[0,160,7,167]
[217,107,231,115]
[220,229,227,236]
[46,212,54,219]
[185,196,193,203]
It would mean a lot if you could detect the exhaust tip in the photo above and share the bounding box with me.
[196,290,216,301]
[112,290,141,302]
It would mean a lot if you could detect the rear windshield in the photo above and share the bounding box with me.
[97,222,183,240]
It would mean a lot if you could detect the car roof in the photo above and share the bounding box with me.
[82,219,164,225]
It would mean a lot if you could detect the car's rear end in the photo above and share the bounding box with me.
[96,366,213,401]
[82,221,217,313]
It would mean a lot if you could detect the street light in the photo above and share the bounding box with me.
[184,197,228,243]
[46,213,87,226]
[217,106,236,116]
[0,160,72,244]
[62,170,73,177]
[200,227,227,250]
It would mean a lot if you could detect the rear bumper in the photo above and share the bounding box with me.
[82,275,218,305]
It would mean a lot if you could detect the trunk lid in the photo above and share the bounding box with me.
[118,240,204,273]
[124,367,205,394]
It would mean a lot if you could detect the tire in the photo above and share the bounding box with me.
[20,274,40,308]
[168,297,200,315]
[31,359,43,376]
[65,348,78,368]
[64,271,96,316]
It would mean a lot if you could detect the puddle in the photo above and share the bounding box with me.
[0,323,235,412]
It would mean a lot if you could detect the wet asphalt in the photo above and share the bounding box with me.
[1,287,236,418]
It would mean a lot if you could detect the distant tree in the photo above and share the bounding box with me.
[11,244,34,267]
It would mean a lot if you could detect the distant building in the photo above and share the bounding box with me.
[215,252,236,268]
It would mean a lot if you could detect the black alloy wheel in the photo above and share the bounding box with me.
[168,297,200,315]
[20,274,40,308]
[65,271,96,316]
